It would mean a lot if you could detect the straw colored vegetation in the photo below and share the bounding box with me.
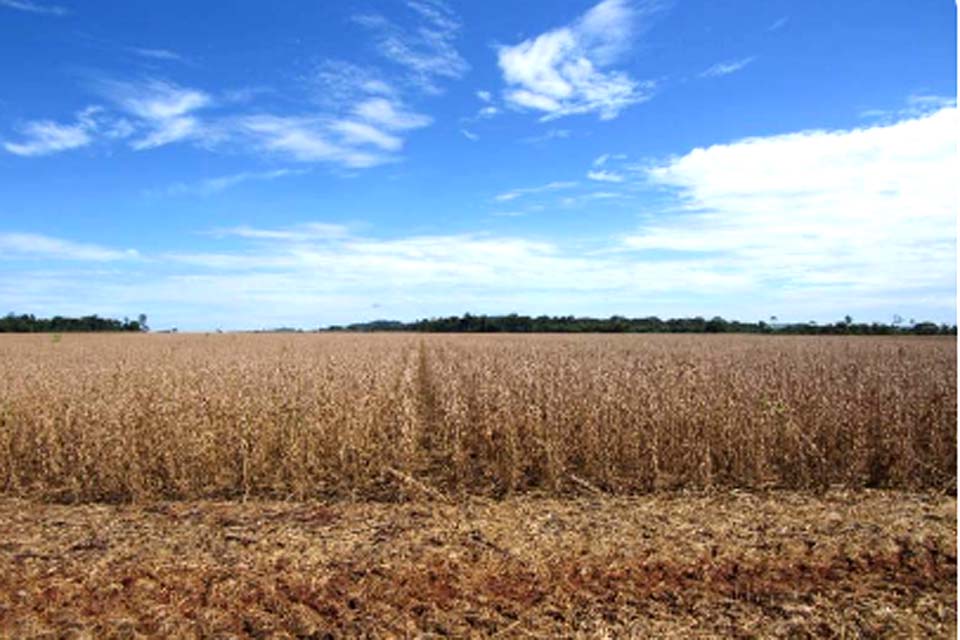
[0,333,955,501]
[0,492,955,637]
[0,333,955,637]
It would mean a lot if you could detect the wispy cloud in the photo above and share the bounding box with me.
[11,223,752,329]
[4,2,452,172]
[3,118,91,157]
[700,57,756,78]
[213,222,351,242]
[0,0,68,16]
[460,128,479,141]
[767,16,788,32]
[494,180,578,202]
[98,79,214,150]
[158,168,307,197]
[497,0,659,121]
[128,47,185,62]
[1,106,132,156]
[592,152,626,167]
[861,94,957,123]
[521,128,571,144]
[0,232,138,261]
[306,59,397,108]
[352,97,432,130]
[236,115,387,168]
[235,94,432,167]
[587,169,624,182]
[354,0,468,94]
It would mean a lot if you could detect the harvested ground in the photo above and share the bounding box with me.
[0,491,955,638]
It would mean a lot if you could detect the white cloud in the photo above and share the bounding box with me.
[159,169,307,197]
[861,94,957,123]
[353,97,432,130]
[494,180,578,202]
[163,226,743,303]
[767,16,788,31]
[3,118,92,156]
[521,128,572,143]
[128,47,184,62]
[460,128,479,141]
[214,223,351,242]
[329,120,403,151]
[236,115,388,168]
[354,0,468,94]
[0,233,138,261]
[0,0,67,15]
[38,73,433,169]
[628,107,957,300]
[593,152,626,166]
[307,60,397,108]
[237,97,430,166]
[497,0,657,120]
[476,90,492,103]
[587,169,624,182]
[4,8,443,171]
[2,106,133,156]
[700,57,756,78]
[99,79,213,150]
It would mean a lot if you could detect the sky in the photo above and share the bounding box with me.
[0,0,956,330]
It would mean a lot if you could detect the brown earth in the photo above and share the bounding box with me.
[0,491,955,638]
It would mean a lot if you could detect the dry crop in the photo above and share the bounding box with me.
[0,333,954,502]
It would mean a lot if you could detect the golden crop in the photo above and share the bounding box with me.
[0,333,954,502]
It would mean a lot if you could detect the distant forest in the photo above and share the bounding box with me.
[328,314,957,335]
[0,313,147,333]
[2,312,954,335]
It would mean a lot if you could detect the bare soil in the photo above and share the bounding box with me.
[0,491,955,638]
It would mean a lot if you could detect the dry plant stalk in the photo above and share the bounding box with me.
[0,333,954,502]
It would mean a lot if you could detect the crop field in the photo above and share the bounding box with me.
[0,333,956,637]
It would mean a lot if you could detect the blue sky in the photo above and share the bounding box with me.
[0,0,956,330]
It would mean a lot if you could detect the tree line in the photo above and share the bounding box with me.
[328,313,957,335]
[0,313,148,333]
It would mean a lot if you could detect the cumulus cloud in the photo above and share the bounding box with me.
[497,0,657,120]
[628,107,957,302]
